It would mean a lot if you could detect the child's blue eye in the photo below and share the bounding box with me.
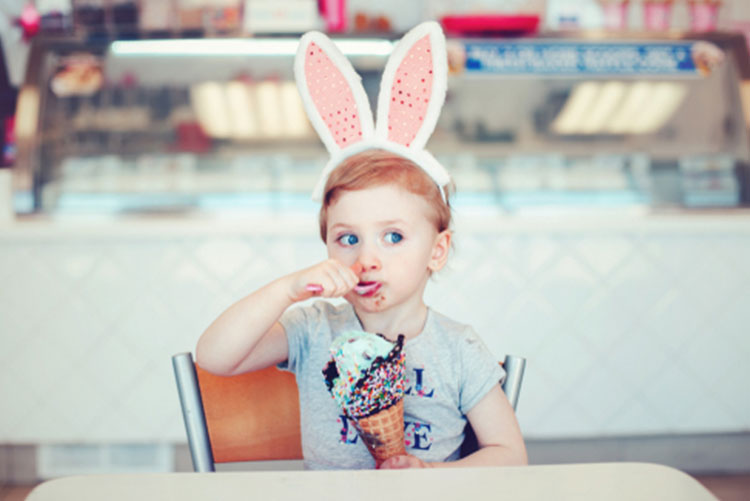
[338,234,359,246]
[385,232,403,244]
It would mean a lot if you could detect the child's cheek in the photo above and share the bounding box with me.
[326,245,347,261]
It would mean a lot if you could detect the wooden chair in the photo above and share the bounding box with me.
[172,352,525,471]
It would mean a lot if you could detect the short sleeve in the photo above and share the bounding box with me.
[277,304,312,374]
[458,327,506,415]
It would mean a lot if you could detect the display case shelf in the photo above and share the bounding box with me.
[14,31,750,215]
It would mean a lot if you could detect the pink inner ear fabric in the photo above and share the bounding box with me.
[305,42,363,149]
[387,35,433,147]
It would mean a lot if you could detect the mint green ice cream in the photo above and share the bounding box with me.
[322,330,406,418]
[329,331,394,381]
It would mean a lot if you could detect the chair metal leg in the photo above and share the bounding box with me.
[172,352,216,472]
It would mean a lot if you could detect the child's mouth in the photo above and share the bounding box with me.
[353,281,381,297]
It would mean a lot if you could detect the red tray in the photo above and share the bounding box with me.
[441,15,540,37]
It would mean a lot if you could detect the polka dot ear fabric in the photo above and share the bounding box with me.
[305,42,364,149]
[295,22,452,203]
[386,35,434,147]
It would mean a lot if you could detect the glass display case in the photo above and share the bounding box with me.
[13,30,750,215]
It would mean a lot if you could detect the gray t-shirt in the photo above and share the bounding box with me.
[278,301,505,470]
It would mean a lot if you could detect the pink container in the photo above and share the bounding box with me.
[643,2,673,31]
[602,3,628,30]
[321,0,348,33]
[689,3,720,32]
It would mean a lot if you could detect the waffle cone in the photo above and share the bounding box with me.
[353,399,406,467]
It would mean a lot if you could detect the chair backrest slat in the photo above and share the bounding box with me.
[196,363,303,463]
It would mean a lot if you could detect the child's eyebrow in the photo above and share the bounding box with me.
[330,219,407,230]
[329,223,353,232]
[379,219,408,227]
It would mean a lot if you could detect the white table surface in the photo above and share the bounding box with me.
[27,462,718,501]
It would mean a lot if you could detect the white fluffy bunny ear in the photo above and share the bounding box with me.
[295,31,375,155]
[375,21,447,150]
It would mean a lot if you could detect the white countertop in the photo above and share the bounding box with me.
[26,463,718,501]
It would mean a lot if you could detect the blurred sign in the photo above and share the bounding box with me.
[463,42,706,75]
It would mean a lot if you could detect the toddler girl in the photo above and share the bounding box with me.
[196,22,527,470]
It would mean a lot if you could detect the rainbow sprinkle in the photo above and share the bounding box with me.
[323,332,405,419]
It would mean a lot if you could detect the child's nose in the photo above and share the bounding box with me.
[360,259,380,271]
[357,248,381,271]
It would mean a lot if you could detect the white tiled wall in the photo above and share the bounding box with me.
[1,216,749,443]
[435,229,750,438]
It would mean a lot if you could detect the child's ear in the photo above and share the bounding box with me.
[428,230,452,272]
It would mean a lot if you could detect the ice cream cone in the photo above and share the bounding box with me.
[323,331,407,467]
[353,399,406,467]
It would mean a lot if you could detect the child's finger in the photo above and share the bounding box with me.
[332,263,358,291]
[379,455,408,469]
[350,262,364,276]
[323,267,350,296]
[345,267,360,287]
[319,260,354,295]
[305,260,358,298]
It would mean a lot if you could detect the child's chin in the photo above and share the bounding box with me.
[346,294,385,312]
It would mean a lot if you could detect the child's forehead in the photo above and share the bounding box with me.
[331,183,421,204]
[327,185,433,225]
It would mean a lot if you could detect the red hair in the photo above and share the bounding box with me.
[318,150,453,242]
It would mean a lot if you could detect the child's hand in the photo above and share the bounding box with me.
[287,260,362,302]
[378,454,432,469]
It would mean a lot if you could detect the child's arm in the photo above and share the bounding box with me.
[446,384,528,467]
[380,385,528,469]
[195,259,360,376]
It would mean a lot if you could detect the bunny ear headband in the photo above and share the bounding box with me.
[295,21,452,202]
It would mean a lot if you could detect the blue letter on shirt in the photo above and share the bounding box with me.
[404,368,434,398]
[405,421,433,451]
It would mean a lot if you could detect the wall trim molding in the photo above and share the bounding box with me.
[525,432,750,474]
[2,433,748,485]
